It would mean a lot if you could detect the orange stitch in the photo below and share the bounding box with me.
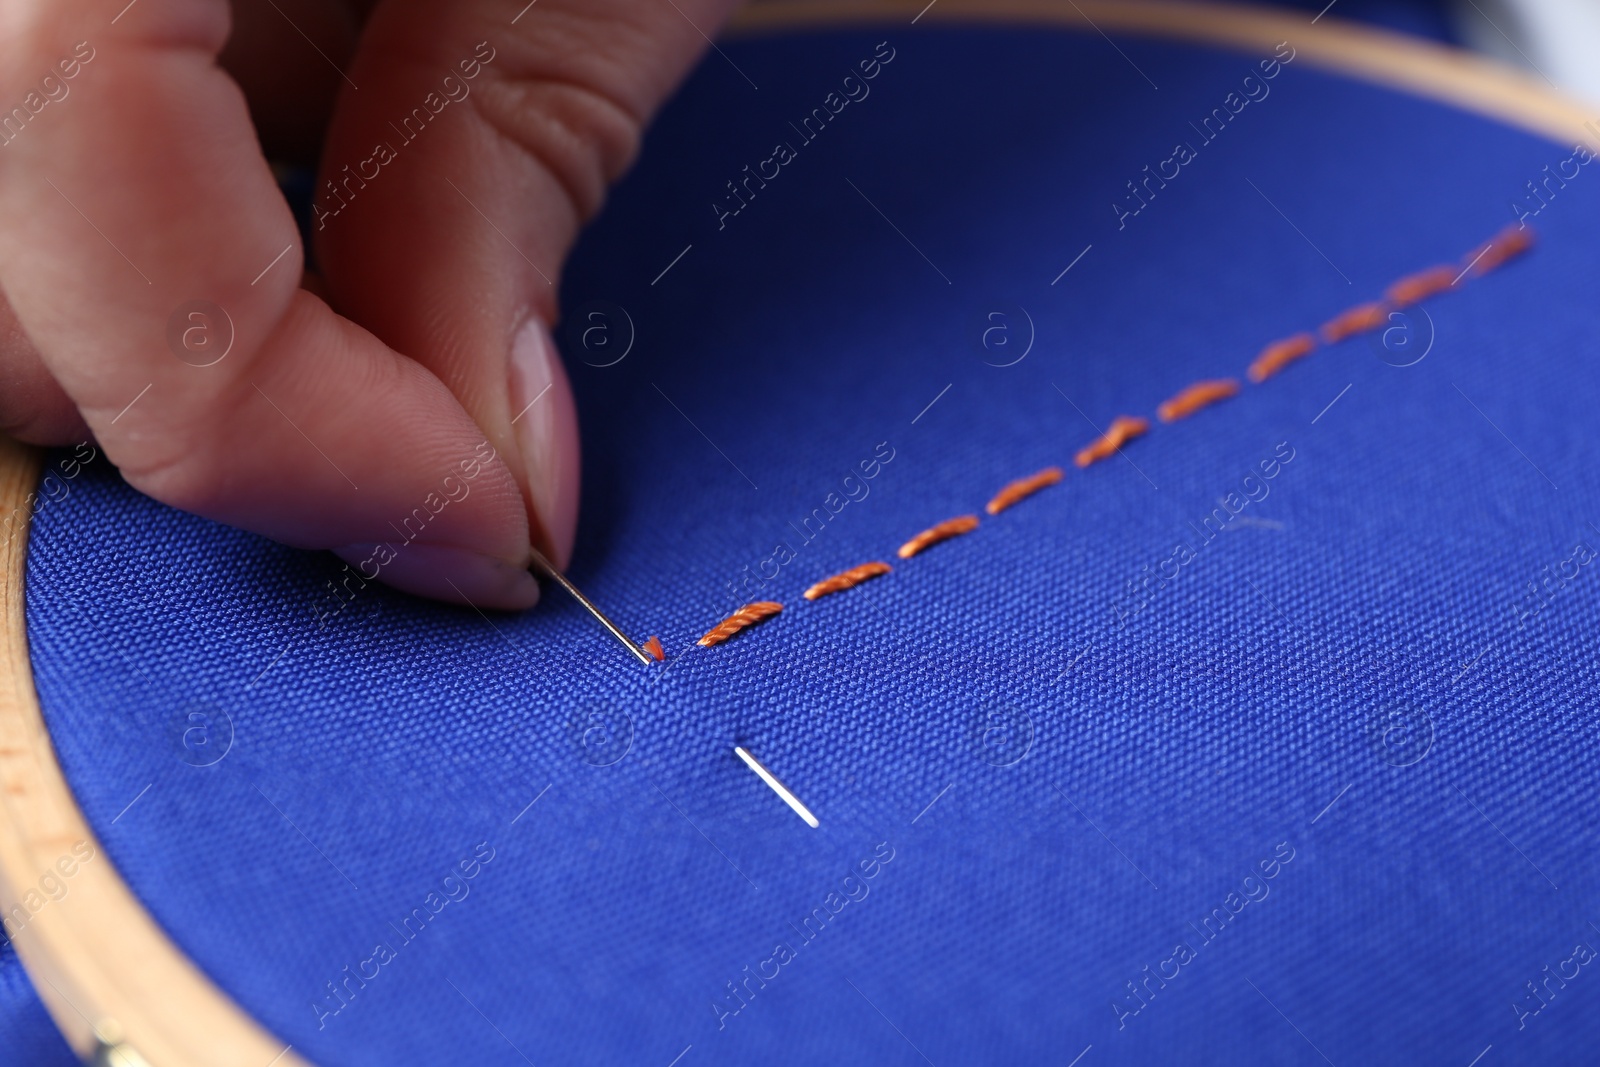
[1156,379,1239,423]
[803,561,892,601]
[1385,265,1457,307]
[1074,415,1150,467]
[694,224,1536,645]
[986,467,1064,515]
[1319,301,1389,344]
[897,515,980,559]
[1465,224,1534,276]
[642,635,665,661]
[698,602,784,647]
[1247,332,1316,383]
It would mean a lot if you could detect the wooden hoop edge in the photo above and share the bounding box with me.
[0,436,305,1066]
[1,4,1594,1065]
[730,0,1598,150]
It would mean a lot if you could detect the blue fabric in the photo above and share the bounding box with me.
[14,22,1600,1067]
[0,936,75,1066]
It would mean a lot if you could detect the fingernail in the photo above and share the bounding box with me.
[332,544,541,610]
[507,316,580,567]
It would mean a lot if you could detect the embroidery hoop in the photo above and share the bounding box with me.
[0,2,1593,1063]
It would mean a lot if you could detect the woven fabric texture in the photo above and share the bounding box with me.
[0,936,74,1066]
[12,22,1600,1067]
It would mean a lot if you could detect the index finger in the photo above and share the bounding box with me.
[0,0,540,608]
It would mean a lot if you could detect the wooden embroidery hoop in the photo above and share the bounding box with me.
[0,3,1593,1063]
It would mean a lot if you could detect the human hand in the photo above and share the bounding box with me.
[0,0,741,608]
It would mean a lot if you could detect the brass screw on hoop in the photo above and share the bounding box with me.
[89,1020,152,1067]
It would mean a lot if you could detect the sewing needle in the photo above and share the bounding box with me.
[527,546,653,666]
[734,746,820,828]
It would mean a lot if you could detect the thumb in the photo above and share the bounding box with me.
[314,0,744,569]
[0,1,541,611]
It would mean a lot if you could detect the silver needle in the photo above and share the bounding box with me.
[734,746,820,827]
[527,546,653,666]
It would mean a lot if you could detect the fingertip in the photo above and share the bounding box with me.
[333,543,541,611]
[507,316,580,569]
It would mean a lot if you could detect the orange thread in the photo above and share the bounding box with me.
[897,515,980,559]
[1319,301,1389,344]
[642,635,665,661]
[1385,265,1457,307]
[1156,379,1239,423]
[986,467,1064,514]
[697,602,784,647]
[1074,415,1150,467]
[694,223,1537,649]
[1466,224,1534,276]
[803,561,892,601]
[1247,333,1316,383]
